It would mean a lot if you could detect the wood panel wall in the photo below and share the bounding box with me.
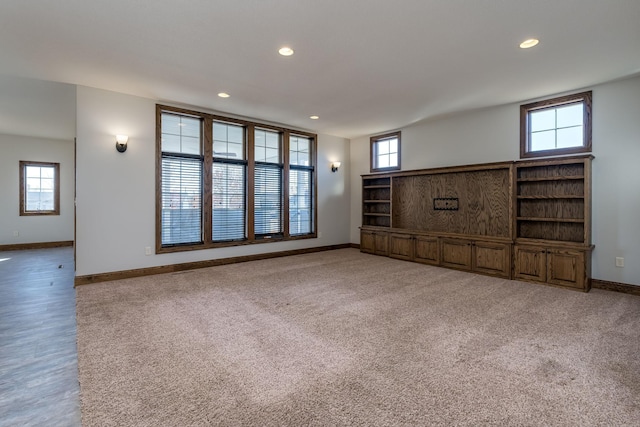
[392,168,511,238]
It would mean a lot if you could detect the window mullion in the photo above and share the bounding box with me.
[283,131,290,238]
[202,116,213,244]
[246,124,256,240]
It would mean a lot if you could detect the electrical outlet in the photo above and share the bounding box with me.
[318,231,323,238]
[615,257,624,267]
[13,231,19,237]
[145,246,152,256]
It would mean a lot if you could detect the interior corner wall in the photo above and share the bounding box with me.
[75,86,351,277]
[350,75,640,286]
[0,134,75,245]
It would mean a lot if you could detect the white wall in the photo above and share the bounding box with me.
[76,86,351,276]
[0,134,75,245]
[350,75,640,286]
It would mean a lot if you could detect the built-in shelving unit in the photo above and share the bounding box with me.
[360,155,594,291]
[362,177,391,227]
[513,155,593,290]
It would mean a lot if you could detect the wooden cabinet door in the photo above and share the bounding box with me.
[472,241,511,278]
[374,231,389,256]
[547,249,585,290]
[514,245,546,282]
[360,230,376,254]
[440,239,472,270]
[414,235,439,265]
[389,233,413,260]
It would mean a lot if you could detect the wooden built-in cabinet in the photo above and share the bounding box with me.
[514,245,588,290]
[388,232,441,265]
[514,155,593,291]
[361,155,593,291]
[360,229,389,256]
[386,233,511,278]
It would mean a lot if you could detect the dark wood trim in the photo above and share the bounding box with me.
[363,160,513,179]
[350,243,360,249]
[202,116,213,244]
[0,241,74,251]
[520,91,592,159]
[19,161,61,216]
[592,279,640,296]
[283,130,290,238]
[155,106,163,254]
[246,124,256,241]
[74,244,352,286]
[370,131,401,173]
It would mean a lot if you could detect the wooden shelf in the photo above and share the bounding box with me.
[364,200,391,203]
[517,175,584,182]
[517,195,584,199]
[363,185,390,189]
[517,217,585,223]
[364,213,391,217]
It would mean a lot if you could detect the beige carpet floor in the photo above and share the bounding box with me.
[76,249,640,426]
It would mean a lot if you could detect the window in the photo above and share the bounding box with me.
[160,113,203,246]
[156,105,317,253]
[371,131,401,172]
[520,91,592,158]
[289,135,313,235]
[19,161,60,216]
[213,122,246,242]
[254,128,283,238]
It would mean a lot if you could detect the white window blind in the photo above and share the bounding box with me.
[254,164,282,237]
[161,156,203,245]
[213,162,245,241]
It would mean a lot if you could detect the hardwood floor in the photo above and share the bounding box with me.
[0,247,80,426]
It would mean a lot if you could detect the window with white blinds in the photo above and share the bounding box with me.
[254,128,282,237]
[255,164,283,237]
[289,135,313,235]
[160,113,203,246]
[161,156,203,245]
[157,105,316,253]
[213,120,246,241]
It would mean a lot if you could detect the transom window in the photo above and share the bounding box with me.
[371,131,401,172]
[156,105,316,253]
[19,161,60,216]
[520,91,592,158]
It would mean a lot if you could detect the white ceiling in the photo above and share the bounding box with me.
[1,0,639,139]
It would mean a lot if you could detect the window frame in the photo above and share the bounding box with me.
[520,91,592,159]
[19,161,60,216]
[370,131,401,172]
[156,104,317,254]
[288,134,315,236]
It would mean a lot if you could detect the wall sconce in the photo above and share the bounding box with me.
[115,134,129,153]
[331,161,341,173]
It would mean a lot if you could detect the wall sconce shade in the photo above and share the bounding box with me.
[331,161,341,172]
[115,134,128,153]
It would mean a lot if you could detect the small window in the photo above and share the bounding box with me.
[19,161,60,216]
[371,131,401,172]
[520,91,592,158]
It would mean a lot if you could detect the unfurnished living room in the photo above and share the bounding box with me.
[1,1,639,426]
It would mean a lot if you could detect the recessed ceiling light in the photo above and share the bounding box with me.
[278,47,294,56]
[520,38,539,49]
[218,92,230,98]
[309,115,319,120]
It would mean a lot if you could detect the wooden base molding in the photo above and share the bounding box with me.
[0,241,73,251]
[74,244,352,286]
[592,279,640,296]
[350,243,360,249]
